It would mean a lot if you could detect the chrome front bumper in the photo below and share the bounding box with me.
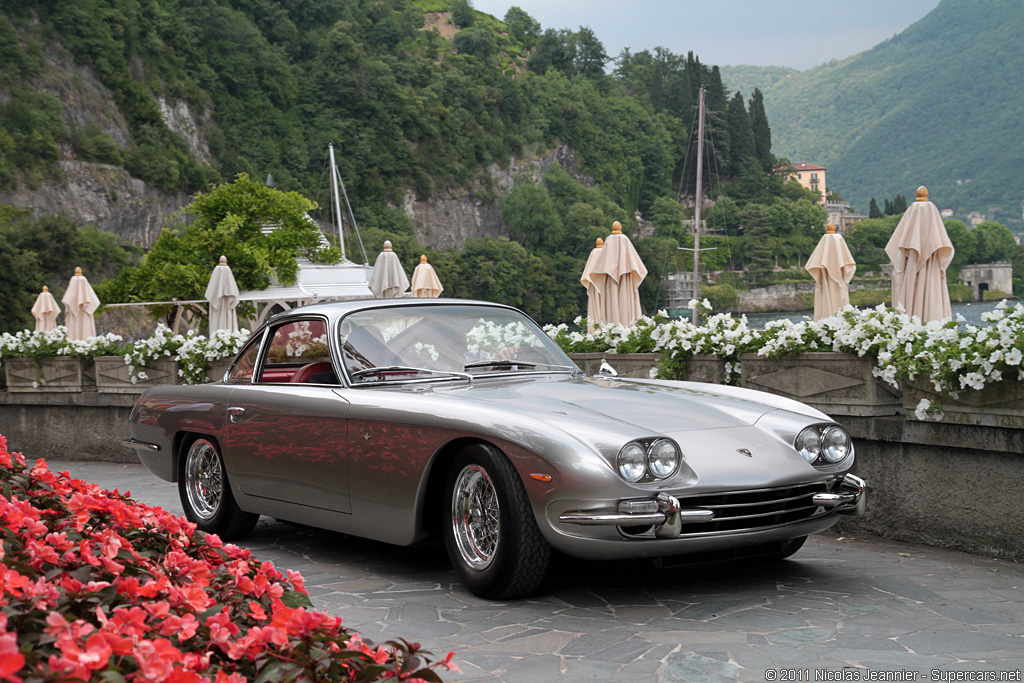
[558,473,867,539]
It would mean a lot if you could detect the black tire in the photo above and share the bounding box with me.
[178,436,259,541]
[769,536,807,561]
[442,443,552,600]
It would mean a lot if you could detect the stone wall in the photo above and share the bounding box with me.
[737,280,890,313]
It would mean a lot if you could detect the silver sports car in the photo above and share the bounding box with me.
[123,299,866,599]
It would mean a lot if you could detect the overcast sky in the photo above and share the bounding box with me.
[470,0,943,70]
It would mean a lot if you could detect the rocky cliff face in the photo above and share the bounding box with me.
[6,46,590,251]
[402,144,593,250]
[0,161,189,246]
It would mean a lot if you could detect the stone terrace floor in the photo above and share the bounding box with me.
[50,460,1024,683]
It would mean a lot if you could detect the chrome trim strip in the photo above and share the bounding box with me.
[701,490,822,509]
[559,507,715,526]
[121,438,160,452]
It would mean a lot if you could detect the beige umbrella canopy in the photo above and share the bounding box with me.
[61,267,101,340]
[368,241,410,298]
[805,223,857,320]
[205,255,241,335]
[591,222,648,327]
[31,286,60,332]
[580,237,605,332]
[884,186,955,322]
[411,255,443,298]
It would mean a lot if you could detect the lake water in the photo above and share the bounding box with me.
[740,299,1013,329]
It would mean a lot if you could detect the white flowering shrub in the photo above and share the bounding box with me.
[544,300,1024,419]
[124,324,252,385]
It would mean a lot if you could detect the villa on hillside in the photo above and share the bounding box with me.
[789,162,827,204]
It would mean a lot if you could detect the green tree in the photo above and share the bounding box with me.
[748,88,773,172]
[450,0,474,28]
[973,221,1016,263]
[944,220,976,269]
[725,92,755,177]
[499,178,563,252]
[96,174,335,305]
[503,7,540,49]
[869,198,882,218]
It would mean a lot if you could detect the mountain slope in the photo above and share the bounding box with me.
[762,0,1024,225]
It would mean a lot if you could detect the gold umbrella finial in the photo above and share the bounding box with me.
[827,223,837,234]
[596,237,604,248]
[42,286,49,292]
[611,221,622,234]
[383,240,393,251]
[74,267,83,276]
[916,186,929,202]
[420,255,428,264]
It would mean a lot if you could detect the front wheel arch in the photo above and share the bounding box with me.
[440,442,552,599]
[177,432,258,541]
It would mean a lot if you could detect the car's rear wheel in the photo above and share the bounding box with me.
[443,444,551,599]
[179,436,258,540]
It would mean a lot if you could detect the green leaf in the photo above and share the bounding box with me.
[897,553,912,557]
[280,590,313,609]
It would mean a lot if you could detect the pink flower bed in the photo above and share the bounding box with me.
[0,434,455,682]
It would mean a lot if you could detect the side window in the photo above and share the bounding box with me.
[260,319,332,383]
[226,334,263,383]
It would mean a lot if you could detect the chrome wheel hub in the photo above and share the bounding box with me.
[452,465,500,570]
[185,440,223,521]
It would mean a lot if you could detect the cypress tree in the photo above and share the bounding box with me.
[748,88,772,172]
[726,92,756,176]
[869,197,882,218]
[894,194,907,213]
[704,66,730,174]
[884,198,893,215]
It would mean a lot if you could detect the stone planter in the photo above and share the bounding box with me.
[685,354,728,384]
[903,379,1024,429]
[4,357,96,393]
[568,352,660,378]
[206,357,233,383]
[94,356,180,393]
[738,352,902,417]
[567,352,604,376]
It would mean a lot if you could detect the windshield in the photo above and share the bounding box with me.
[338,304,576,384]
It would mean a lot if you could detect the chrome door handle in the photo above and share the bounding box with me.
[227,406,246,423]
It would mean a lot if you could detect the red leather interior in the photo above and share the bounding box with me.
[260,370,295,383]
[289,361,334,384]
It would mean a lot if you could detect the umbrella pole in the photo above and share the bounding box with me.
[692,87,706,326]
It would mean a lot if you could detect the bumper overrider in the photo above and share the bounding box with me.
[558,473,867,539]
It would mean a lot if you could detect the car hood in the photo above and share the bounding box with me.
[438,374,826,435]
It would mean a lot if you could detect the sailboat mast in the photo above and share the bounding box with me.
[328,143,347,261]
[692,86,706,325]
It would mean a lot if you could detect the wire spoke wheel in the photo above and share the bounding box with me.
[452,464,500,570]
[185,439,223,521]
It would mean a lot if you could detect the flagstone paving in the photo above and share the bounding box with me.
[50,460,1024,682]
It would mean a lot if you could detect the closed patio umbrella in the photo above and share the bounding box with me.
[580,237,605,332]
[368,241,410,298]
[205,255,240,335]
[592,222,647,327]
[885,186,955,322]
[31,286,60,331]
[805,223,857,320]
[61,267,101,340]
[411,255,443,298]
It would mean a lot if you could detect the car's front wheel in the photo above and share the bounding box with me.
[443,444,551,600]
[178,436,258,540]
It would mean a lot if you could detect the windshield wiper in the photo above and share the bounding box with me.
[349,365,473,383]
[463,359,575,372]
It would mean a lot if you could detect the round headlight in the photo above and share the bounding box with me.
[795,427,821,463]
[821,425,852,463]
[617,443,647,482]
[648,439,680,479]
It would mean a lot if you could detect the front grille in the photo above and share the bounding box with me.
[673,481,828,537]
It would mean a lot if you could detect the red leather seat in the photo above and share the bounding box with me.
[289,361,335,384]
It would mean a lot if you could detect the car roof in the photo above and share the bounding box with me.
[265,297,520,326]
